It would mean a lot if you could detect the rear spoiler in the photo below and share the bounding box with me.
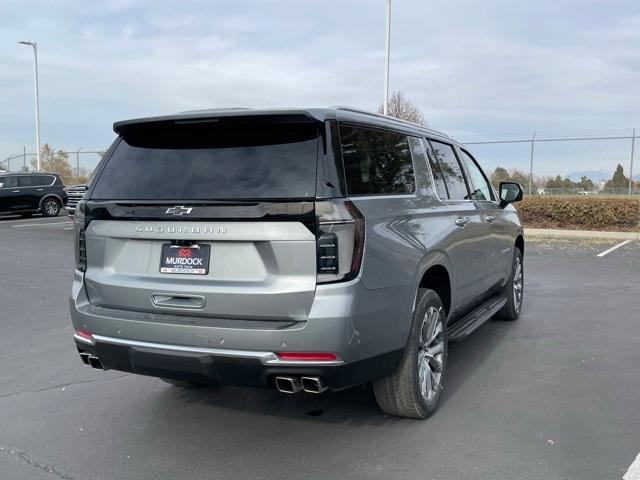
[113,110,327,135]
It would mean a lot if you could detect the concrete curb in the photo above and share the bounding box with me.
[525,228,640,240]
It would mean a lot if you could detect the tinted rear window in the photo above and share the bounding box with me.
[19,175,55,187]
[340,125,415,195]
[91,120,318,200]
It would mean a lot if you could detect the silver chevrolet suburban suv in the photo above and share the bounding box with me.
[70,107,524,419]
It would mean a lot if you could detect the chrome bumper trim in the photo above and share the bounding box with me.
[89,335,344,366]
[74,332,95,345]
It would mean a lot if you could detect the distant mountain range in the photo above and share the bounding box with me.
[566,169,640,182]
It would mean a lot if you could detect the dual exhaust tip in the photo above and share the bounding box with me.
[275,376,328,394]
[79,352,103,370]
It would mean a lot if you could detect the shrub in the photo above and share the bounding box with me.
[517,196,640,231]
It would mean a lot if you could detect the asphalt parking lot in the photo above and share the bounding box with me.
[1,215,639,480]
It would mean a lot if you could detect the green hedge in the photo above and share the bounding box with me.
[517,196,640,231]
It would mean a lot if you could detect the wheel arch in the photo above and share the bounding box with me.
[413,251,454,319]
[38,194,64,210]
[515,234,524,257]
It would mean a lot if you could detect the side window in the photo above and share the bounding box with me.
[460,150,494,201]
[340,125,415,195]
[18,176,36,187]
[429,140,469,200]
[423,140,449,199]
[1,176,18,188]
[407,137,434,197]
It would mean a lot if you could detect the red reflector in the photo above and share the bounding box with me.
[75,329,93,340]
[276,352,337,361]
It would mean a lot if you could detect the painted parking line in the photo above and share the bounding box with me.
[11,221,72,229]
[596,240,633,258]
[624,452,640,480]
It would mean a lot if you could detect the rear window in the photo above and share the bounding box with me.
[340,125,415,195]
[91,119,319,200]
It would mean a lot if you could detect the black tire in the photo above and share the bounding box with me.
[373,288,448,419]
[160,378,207,387]
[495,248,524,321]
[41,198,61,217]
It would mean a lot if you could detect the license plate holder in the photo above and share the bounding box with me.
[160,244,210,275]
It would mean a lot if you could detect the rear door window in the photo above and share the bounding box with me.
[423,140,449,199]
[428,140,470,200]
[91,120,319,200]
[340,125,415,195]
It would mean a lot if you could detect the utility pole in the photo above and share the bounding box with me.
[19,41,41,171]
[629,128,636,197]
[383,0,391,115]
[528,132,536,195]
[76,147,82,178]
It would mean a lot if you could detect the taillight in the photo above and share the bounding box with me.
[315,200,365,284]
[276,352,338,362]
[74,200,88,272]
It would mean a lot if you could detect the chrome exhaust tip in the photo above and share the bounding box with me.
[301,376,328,394]
[79,352,91,366]
[275,376,302,394]
[87,355,103,370]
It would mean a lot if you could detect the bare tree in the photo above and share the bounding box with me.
[378,91,426,125]
[30,144,74,183]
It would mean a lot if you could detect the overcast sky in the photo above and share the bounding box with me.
[1,0,639,176]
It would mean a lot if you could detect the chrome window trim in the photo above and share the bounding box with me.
[3,175,57,189]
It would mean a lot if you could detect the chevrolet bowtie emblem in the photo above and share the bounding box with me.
[165,206,193,216]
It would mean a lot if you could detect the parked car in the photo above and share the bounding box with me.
[70,107,524,419]
[0,172,67,217]
[64,184,88,216]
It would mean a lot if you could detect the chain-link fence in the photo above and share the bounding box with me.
[0,148,105,185]
[3,128,639,196]
[456,128,638,196]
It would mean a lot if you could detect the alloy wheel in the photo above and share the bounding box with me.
[417,306,445,402]
[513,257,523,313]
[45,200,59,216]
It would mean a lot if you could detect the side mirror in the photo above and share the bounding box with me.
[499,182,523,206]
[0,183,4,189]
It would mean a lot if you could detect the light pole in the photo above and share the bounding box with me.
[19,41,41,172]
[383,0,391,115]
[76,147,82,178]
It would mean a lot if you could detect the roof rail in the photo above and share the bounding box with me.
[330,105,448,138]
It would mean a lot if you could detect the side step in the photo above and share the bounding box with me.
[447,295,507,342]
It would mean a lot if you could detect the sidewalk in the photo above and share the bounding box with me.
[525,228,640,240]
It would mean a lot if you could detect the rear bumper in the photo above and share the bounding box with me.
[74,336,401,389]
[70,268,413,389]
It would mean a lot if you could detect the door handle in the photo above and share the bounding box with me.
[486,215,496,223]
[455,216,470,227]
[36,188,44,191]
[12,190,19,193]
